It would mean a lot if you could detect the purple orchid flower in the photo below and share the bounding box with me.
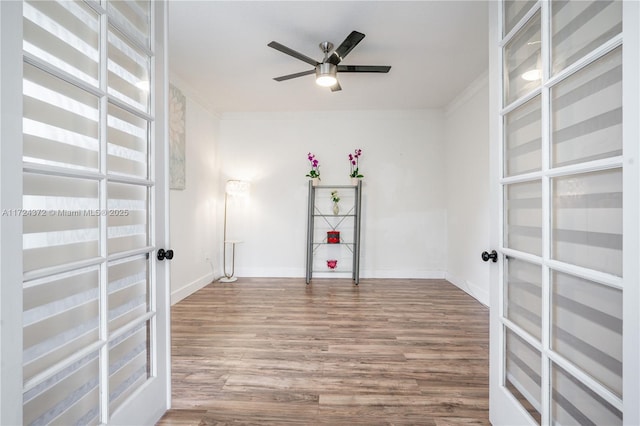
[306,152,320,179]
[348,149,363,178]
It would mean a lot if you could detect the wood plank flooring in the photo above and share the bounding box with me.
[157,278,490,425]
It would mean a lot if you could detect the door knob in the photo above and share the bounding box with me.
[157,248,174,261]
[481,250,498,263]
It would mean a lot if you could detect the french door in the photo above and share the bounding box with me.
[1,1,170,424]
[489,1,640,425]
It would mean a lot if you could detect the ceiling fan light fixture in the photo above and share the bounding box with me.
[315,63,337,87]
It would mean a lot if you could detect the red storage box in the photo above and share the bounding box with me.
[327,231,340,244]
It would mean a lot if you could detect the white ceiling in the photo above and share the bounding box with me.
[168,1,489,113]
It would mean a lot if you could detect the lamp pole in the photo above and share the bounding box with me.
[220,190,238,282]
[220,180,249,282]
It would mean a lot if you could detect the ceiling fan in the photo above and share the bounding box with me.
[267,30,391,92]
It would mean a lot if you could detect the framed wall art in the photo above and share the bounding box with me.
[169,83,186,190]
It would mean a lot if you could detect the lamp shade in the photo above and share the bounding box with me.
[225,180,250,197]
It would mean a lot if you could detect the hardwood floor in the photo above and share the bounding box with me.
[157,278,490,425]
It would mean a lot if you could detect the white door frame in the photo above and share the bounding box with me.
[622,1,640,424]
[0,1,25,425]
[0,1,171,424]
[489,1,640,424]
[488,2,532,424]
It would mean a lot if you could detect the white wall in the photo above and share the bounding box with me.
[168,79,222,304]
[218,110,447,279]
[444,72,491,306]
[168,79,492,307]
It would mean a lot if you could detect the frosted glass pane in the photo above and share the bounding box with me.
[108,26,150,112]
[505,259,541,340]
[107,103,149,178]
[551,47,622,167]
[551,168,622,276]
[23,173,99,272]
[109,321,151,412]
[551,0,621,76]
[23,267,100,384]
[107,182,148,254]
[23,351,100,426]
[108,256,149,332]
[504,11,541,106]
[552,363,621,426]
[504,0,537,36]
[552,271,622,397]
[506,329,541,424]
[23,1,99,87]
[23,63,99,171]
[504,95,541,176]
[108,1,150,47]
[505,180,542,256]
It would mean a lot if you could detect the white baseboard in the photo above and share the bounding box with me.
[364,269,446,279]
[445,273,489,307]
[236,267,446,280]
[171,273,215,305]
[237,267,303,278]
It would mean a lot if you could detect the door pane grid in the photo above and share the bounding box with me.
[106,3,155,420]
[500,1,623,424]
[22,1,155,424]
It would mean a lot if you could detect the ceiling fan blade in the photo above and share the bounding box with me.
[327,31,365,65]
[273,69,316,81]
[337,65,391,73]
[330,81,342,92]
[268,41,319,67]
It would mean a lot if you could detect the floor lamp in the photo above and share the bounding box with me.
[220,180,249,282]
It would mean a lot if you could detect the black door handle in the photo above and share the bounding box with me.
[481,250,498,263]
[157,248,174,261]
